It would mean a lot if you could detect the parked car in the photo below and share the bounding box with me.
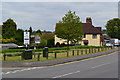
[105,43,113,47]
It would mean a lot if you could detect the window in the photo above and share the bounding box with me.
[84,34,86,38]
[92,34,97,38]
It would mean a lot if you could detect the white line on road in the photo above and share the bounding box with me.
[52,71,80,78]
[2,67,46,75]
[92,63,111,69]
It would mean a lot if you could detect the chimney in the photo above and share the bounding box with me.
[86,17,92,24]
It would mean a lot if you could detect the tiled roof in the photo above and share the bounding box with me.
[82,23,102,34]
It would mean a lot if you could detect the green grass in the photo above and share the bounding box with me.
[1,47,112,62]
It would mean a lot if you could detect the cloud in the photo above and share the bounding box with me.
[2,2,118,31]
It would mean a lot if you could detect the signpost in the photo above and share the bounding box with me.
[24,31,30,48]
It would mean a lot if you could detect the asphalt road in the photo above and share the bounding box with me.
[2,51,118,79]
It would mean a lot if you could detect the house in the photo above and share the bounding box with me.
[55,17,103,46]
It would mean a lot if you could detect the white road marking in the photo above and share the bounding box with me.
[52,71,80,78]
[92,63,111,69]
[2,51,117,75]
[2,67,45,75]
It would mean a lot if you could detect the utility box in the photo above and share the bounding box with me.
[22,50,32,60]
[43,47,48,57]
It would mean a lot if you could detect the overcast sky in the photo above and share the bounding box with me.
[2,2,118,31]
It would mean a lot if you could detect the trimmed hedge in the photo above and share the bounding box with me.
[1,45,104,53]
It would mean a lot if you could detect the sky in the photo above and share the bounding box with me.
[1,2,118,31]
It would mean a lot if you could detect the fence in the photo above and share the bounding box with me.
[2,47,112,61]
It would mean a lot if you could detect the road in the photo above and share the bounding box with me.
[2,52,119,79]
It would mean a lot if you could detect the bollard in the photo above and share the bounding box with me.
[77,50,79,55]
[3,53,6,61]
[72,50,74,56]
[55,52,57,58]
[37,53,40,61]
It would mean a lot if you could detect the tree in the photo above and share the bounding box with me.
[105,18,120,39]
[15,29,24,45]
[29,27,32,35]
[2,18,17,39]
[29,27,32,44]
[55,10,83,48]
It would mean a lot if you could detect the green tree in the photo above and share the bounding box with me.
[55,10,83,47]
[15,29,24,45]
[29,27,32,35]
[105,18,120,39]
[2,18,17,39]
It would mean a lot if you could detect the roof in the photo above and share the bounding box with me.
[82,23,102,34]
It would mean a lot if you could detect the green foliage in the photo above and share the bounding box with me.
[56,42,60,46]
[38,39,47,47]
[2,18,17,39]
[56,10,83,45]
[15,29,24,45]
[105,18,120,39]
[47,37,54,46]
[1,45,104,53]
[1,38,16,43]
[32,30,42,35]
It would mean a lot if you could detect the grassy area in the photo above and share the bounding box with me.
[1,47,112,62]
[1,45,104,53]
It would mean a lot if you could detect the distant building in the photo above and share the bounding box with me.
[55,17,103,46]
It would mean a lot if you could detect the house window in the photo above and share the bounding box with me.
[92,34,97,38]
[84,34,86,38]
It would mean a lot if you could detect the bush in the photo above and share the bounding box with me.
[37,39,47,47]
[61,43,65,46]
[56,42,60,46]
[47,38,54,46]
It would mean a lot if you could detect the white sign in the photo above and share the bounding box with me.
[24,32,30,45]
[35,35,40,44]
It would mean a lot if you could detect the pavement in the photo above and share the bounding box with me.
[2,50,119,79]
[2,48,119,68]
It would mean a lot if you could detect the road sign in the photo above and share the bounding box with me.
[24,32,30,45]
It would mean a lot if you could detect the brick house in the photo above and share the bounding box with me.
[55,17,103,46]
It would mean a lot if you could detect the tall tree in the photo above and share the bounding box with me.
[29,26,32,35]
[15,29,24,45]
[105,18,120,39]
[2,18,17,39]
[55,10,83,47]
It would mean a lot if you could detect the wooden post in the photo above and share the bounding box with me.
[67,50,69,57]
[55,52,57,58]
[72,50,74,56]
[98,48,100,51]
[89,49,90,53]
[46,53,48,59]
[85,49,87,54]
[81,50,83,55]
[77,50,79,55]
[95,48,96,53]
[37,53,40,61]
[3,53,6,61]
[92,48,93,53]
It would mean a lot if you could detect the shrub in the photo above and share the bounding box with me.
[37,39,47,47]
[61,43,65,46]
[56,42,60,46]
